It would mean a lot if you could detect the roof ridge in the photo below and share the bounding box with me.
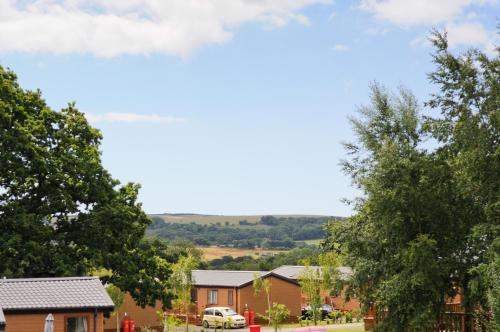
[193,270,268,273]
[1,276,99,282]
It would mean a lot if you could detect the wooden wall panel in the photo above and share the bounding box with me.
[4,311,103,332]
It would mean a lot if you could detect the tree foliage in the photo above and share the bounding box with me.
[106,284,125,332]
[253,272,272,326]
[0,66,172,307]
[148,216,332,249]
[298,265,322,325]
[324,31,499,331]
[168,254,198,332]
[207,245,321,270]
[266,303,290,332]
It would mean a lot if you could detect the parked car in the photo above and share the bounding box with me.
[320,304,333,319]
[202,307,247,328]
[301,304,334,320]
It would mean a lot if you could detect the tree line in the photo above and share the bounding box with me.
[147,216,333,249]
[206,245,322,270]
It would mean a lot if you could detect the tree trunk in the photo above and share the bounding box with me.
[185,304,189,332]
[267,291,271,327]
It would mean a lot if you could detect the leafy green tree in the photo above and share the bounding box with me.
[426,32,499,329]
[266,303,290,332]
[319,252,342,304]
[106,284,125,332]
[168,254,198,332]
[298,265,322,325]
[0,65,172,306]
[253,272,272,326]
[157,309,182,332]
[326,82,466,330]
[324,32,499,331]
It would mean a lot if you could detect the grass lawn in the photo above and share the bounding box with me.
[327,328,364,332]
[279,322,363,329]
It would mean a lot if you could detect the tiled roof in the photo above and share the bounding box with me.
[0,277,114,312]
[271,265,353,281]
[192,270,267,287]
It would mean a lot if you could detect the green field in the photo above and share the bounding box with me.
[298,239,323,245]
[147,214,338,251]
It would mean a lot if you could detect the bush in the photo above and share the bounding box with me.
[345,311,353,323]
[351,309,362,322]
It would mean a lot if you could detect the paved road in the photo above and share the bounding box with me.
[192,323,363,332]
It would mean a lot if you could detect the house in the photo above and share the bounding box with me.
[271,265,360,311]
[0,276,114,332]
[103,265,358,331]
[191,269,302,320]
[104,269,302,330]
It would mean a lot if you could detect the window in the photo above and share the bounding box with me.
[214,310,223,317]
[66,316,88,332]
[228,289,233,305]
[204,308,214,316]
[191,289,197,303]
[208,289,218,304]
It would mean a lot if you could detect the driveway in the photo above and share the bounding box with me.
[191,323,364,332]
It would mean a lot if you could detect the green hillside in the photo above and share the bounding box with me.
[146,214,341,250]
[149,213,331,226]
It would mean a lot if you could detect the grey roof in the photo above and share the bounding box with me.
[192,270,267,287]
[0,276,114,312]
[271,265,353,281]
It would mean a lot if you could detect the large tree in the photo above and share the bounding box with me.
[426,32,499,329]
[326,32,499,330]
[0,66,172,306]
[324,32,499,331]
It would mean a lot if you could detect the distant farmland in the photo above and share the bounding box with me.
[147,214,341,250]
[149,213,332,226]
[200,246,285,260]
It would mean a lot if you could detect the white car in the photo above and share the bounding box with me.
[202,307,247,328]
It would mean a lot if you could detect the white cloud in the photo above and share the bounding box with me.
[411,22,497,55]
[85,112,184,124]
[359,0,493,26]
[361,0,498,53]
[0,0,331,58]
[445,22,492,48]
[332,43,349,51]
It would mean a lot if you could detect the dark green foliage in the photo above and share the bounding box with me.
[0,66,172,307]
[148,216,333,249]
[426,32,499,329]
[324,32,499,331]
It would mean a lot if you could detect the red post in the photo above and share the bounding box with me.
[244,308,250,325]
[129,319,135,332]
[123,319,130,332]
[249,325,260,332]
[249,310,255,325]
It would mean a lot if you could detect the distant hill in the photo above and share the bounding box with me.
[148,213,334,226]
[146,214,342,250]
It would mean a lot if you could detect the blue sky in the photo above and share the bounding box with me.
[1,0,498,216]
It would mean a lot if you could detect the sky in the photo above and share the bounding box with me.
[0,0,498,217]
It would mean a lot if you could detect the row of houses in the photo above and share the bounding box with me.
[0,266,360,332]
[104,265,360,331]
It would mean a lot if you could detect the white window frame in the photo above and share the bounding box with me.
[208,289,218,304]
